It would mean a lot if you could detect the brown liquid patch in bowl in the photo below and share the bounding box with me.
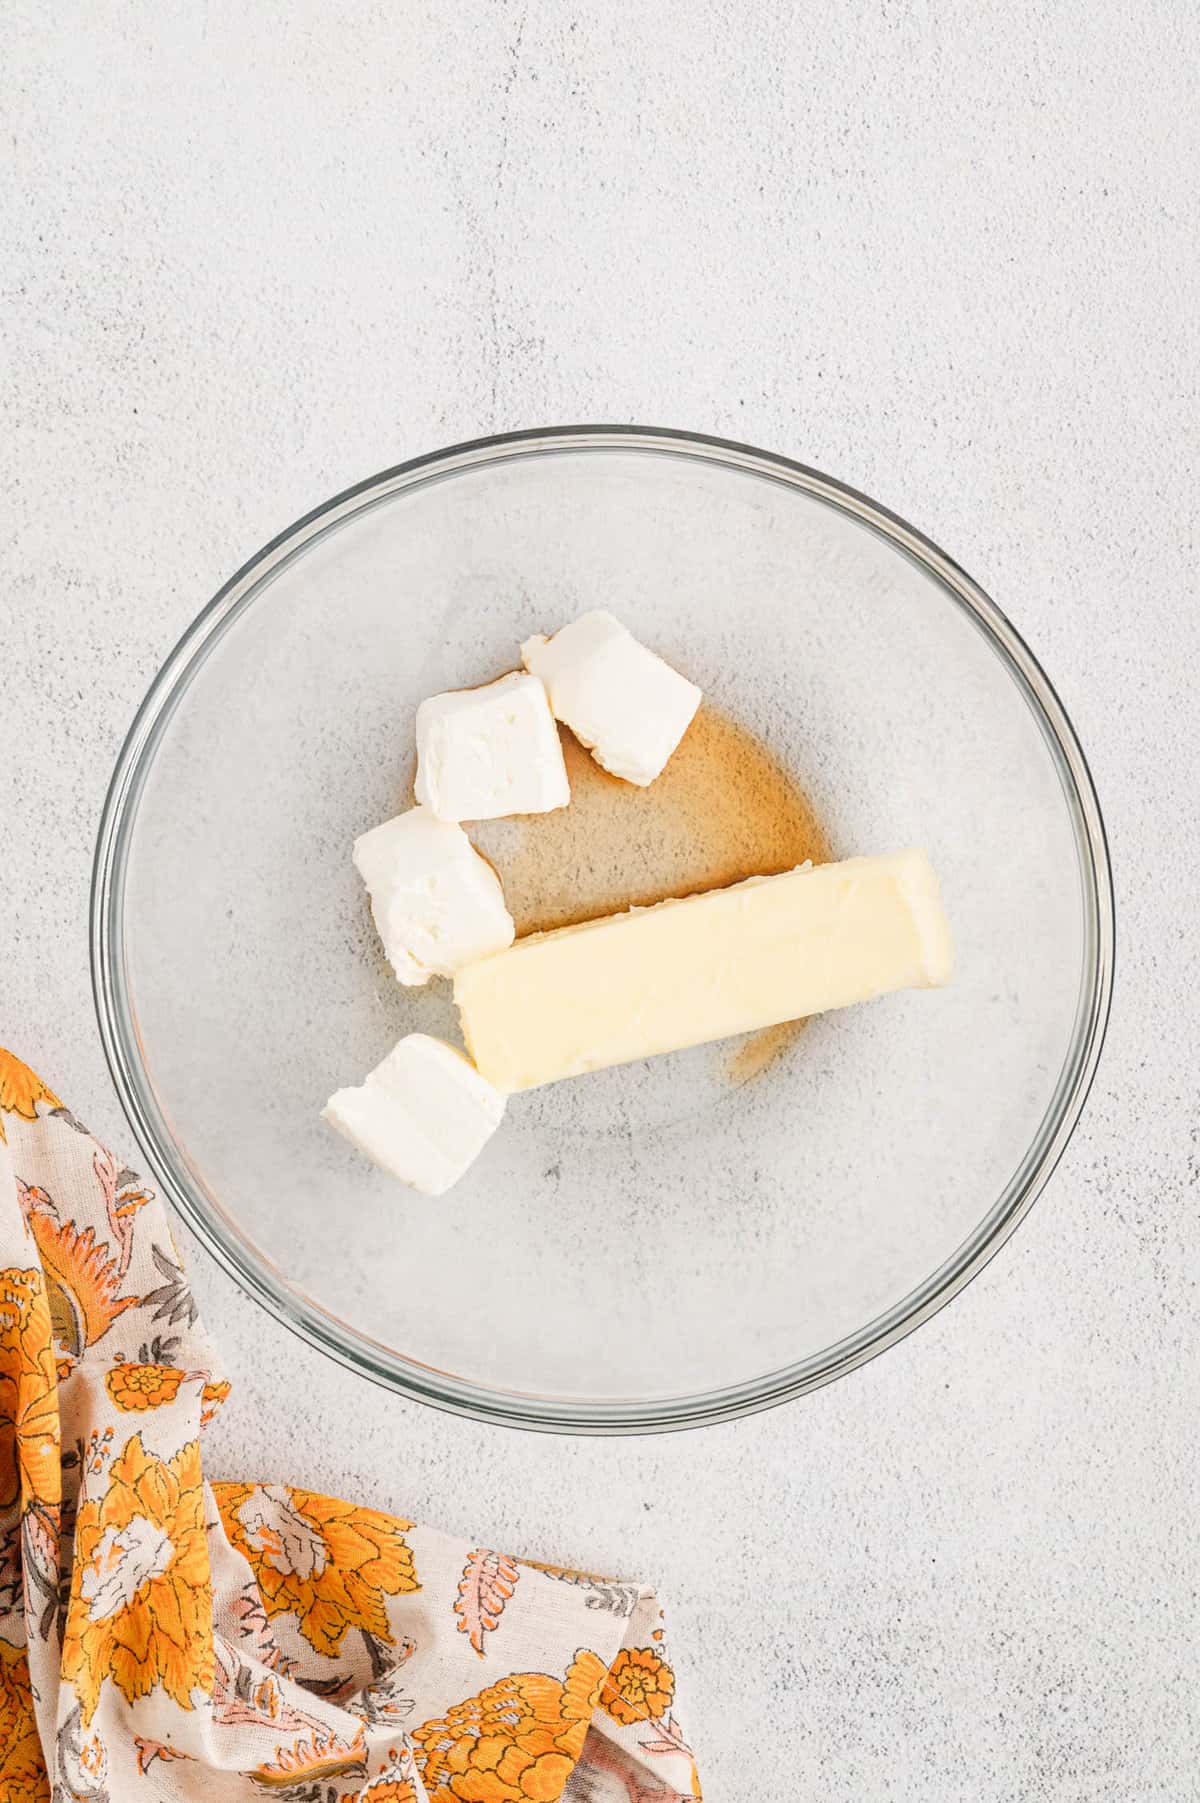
[472,705,832,1082]
[726,1017,803,1085]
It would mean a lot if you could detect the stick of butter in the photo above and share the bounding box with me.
[455,851,953,1091]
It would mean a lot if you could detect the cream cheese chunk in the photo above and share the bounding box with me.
[414,671,570,822]
[354,806,514,986]
[455,850,953,1091]
[323,1033,506,1195]
[521,610,702,786]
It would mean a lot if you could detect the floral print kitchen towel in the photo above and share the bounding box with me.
[0,1049,700,1803]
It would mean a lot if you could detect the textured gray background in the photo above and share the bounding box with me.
[3,4,1198,1798]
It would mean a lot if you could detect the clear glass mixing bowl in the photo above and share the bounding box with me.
[92,428,1113,1432]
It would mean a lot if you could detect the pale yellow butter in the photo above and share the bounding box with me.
[454,850,953,1091]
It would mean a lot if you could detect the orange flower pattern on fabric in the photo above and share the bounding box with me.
[0,1049,699,1803]
[104,1363,186,1412]
[455,1547,520,1656]
[0,1639,50,1803]
[61,1433,212,1723]
[77,1734,107,1782]
[134,1735,194,1777]
[561,1648,607,1724]
[253,1725,367,1788]
[200,1378,232,1425]
[362,1782,418,1803]
[413,1650,607,1803]
[29,1215,138,1357]
[598,1646,675,1726]
[0,1051,60,1124]
[0,1266,60,1515]
[216,1482,418,1658]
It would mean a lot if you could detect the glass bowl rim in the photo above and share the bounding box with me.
[91,424,1115,1435]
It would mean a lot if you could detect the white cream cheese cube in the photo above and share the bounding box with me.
[323,1033,506,1196]
[414,672,570,821]
[522,610,702,786]
[354,806,514,986]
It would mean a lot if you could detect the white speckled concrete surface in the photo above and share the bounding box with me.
[3,5,1198,1796]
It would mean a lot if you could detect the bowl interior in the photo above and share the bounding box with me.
[101,436,1107,1427]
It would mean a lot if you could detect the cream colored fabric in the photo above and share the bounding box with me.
[0,1048,700,1803]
